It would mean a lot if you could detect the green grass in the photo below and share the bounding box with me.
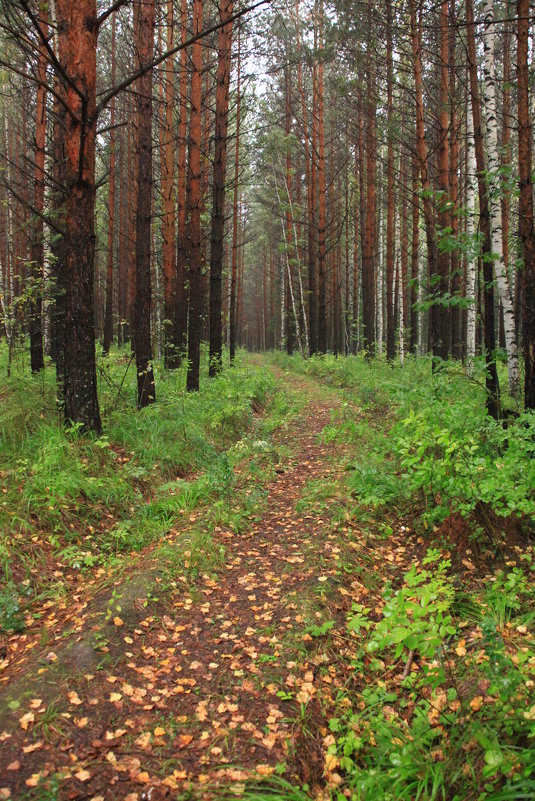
[0,344,288,630]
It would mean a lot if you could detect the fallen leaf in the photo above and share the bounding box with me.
[109,692,122,703]
[75,769,91,782]
[114,616,124,627]
[19,712,35,730]
[22,741,43,754]
[7,761,20,771]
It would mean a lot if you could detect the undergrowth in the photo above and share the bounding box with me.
[266,352,535,801]
[0,346,295,631]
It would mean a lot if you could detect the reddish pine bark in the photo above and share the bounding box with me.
[434,0,450,362]
[160,0,179,369]
[56,0,102,432]
[186,0,204,391]
[102,13,117,357]
[175,0,189,362]
[409,0,438,357]
[517,0,535,409]
[316,0,327,354]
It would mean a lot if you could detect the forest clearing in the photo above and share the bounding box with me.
[1,0,535,798]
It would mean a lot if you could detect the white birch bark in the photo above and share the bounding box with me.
[466,98,477,373]
[482,0,519,395]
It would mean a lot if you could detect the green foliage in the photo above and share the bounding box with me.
[0,346,278,603]
[369,549,456,659]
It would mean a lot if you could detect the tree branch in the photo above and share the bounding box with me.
[96,0,271,115]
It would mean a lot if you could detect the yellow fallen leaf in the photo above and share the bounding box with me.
[135,772,149,784]
[75,717,88,728]
[29,699,43,709]
[114,616,124,627]
[68,691,82,706]
[256,765,274,776]
[7,761,20,771]
[153,726,166,737]
[109,692,122,703]
[75,769,91,782]
[324,753,339,772]
[470,696,483,711]
[135,732,151,749]
[178,733,193,748]
[0,789,11,800]
[19,712,35,730]
[22,741,43,754]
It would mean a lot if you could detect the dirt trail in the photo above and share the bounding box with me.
[0,372,348,800]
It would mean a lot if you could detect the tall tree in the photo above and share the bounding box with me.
[517,0,535,409]
[466,0,500,419]
[102,12,117,357]
[133,0,156,408]
[29,5,47,373]
[186,0,204,391]
[209,0,234,376]
[56,0,102,432]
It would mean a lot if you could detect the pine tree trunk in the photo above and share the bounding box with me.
[160,0,179,369]
[186,0,204,390]
[175,0,189,362]
[209,0,234,375]
[362,62,376,355]
[409,0,439,360]
[56,0,102,433]
[316,0,327,354]
[102,13,117,357]
[133,0,156,407]
[385,0,396,362]
[517,0,535,409]
[29,8,47,373]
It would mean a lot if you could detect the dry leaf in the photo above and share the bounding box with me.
[19,712,35,730]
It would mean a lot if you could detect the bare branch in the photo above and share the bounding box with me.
[96,0,271,115]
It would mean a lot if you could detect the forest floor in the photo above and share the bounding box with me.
[1,355,534,801]
[0,364,379,799]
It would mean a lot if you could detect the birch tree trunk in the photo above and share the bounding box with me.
[482,0,519,396]
[465,96,477,373]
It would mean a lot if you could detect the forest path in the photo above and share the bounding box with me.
[0,365,359,801]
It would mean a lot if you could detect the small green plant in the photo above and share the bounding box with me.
[368,549,456,660]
